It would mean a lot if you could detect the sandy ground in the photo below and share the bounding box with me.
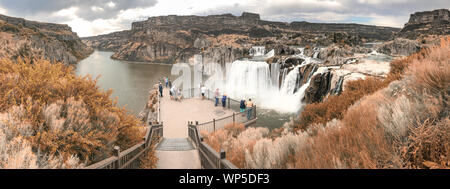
[160,88,234,138]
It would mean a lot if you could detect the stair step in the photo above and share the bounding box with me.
[156,138,195,151]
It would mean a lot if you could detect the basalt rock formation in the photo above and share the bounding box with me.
[398,9,450,39]
[82,12,399,64]
[0,14,92,64]
[376,9,449,56]
[304,70,332,103]
[376,38,420,56]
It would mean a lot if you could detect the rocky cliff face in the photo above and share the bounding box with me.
[398,9,450,39]
[83,12,399,64]
[376,38,420,56]
[375,9,449,56]
[0,14,93,64]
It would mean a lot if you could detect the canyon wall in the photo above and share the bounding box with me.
[0,14,93,64]
[398,9,450,39]
[82,12,400,64]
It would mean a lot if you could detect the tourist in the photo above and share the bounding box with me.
[221,93,227,109]
[240,99,246,113]
[201,85,206,100]
[177,88,183,101]
[214,88,220,106]
[158,82,163,97]
[165,77,169,88]
[168,79,172,89]
[246,99,254,119]
[172,86,178,101]
[170,85,175,100]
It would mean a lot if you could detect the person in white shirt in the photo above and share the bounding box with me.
[201,85,206,100]
[170,86,177,100]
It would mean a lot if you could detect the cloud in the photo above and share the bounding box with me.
[0,0,448,36]
[0,0,158,21]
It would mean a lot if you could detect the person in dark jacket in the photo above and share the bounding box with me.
[158,82,163,97]
[240,99,246,113]
[221,94,227,108]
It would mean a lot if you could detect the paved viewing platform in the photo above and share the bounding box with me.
[84,87,255,169]
[156,88,235,169]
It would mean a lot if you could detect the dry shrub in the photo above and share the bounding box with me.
[402,118,450,168]
[294,95,395,168]
[140,143,159,169]
[0,58,146,168]
[295,37,449,132]
[407,37,450,99]
[245,132,308,169]
[202,124,267,168]
[296,77,387,131]
[293,36,450,169]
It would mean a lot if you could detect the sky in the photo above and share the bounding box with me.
[0,0,448,37]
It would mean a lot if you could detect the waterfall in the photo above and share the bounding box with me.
[250,46,266,57]
[330,76,344,95]
[225,60,273,99]
[270,63,280,90]
[313,47,320,59]
[298,47,305,56]
[222,59,322,113]
[280,68,288,88]
[202,47,323,113]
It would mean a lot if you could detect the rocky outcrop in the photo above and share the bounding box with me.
[271,44,299,55]
[398,9,450,39]
[318,45,354,65]
[0,14,93,64]
[295,64,318,93]
[376,38,420,56]
[82,12,399,64]
[200,46,244,66]
[282,57,304,69]
[304,70,332,103]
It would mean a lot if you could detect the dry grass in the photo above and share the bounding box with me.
[139,142,159,169]
[0,58,148,168]
[296,77,387,131]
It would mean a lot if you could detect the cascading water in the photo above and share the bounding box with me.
[219,49,322,113]
[313,47,320,59]
[224,60,273,99]
[270,62,280,90]
[250,46,266,57]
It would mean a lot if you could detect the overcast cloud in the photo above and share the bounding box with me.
[0,0,448,37]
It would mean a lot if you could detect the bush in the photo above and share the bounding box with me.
[296,77,387,131]
[0,58,146,168]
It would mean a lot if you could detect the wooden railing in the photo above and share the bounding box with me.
[85,124,163,169]
[188,124,237,169]
[85,85,164,169]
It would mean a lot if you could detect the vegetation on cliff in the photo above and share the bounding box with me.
[0,14,93,65]
[0,58,155,168]
[202,36,449,169]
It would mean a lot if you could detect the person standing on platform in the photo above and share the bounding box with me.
[221,93,227,109]
[246,99,254,119]
[214,88,220,106]
[158,82,163,97]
